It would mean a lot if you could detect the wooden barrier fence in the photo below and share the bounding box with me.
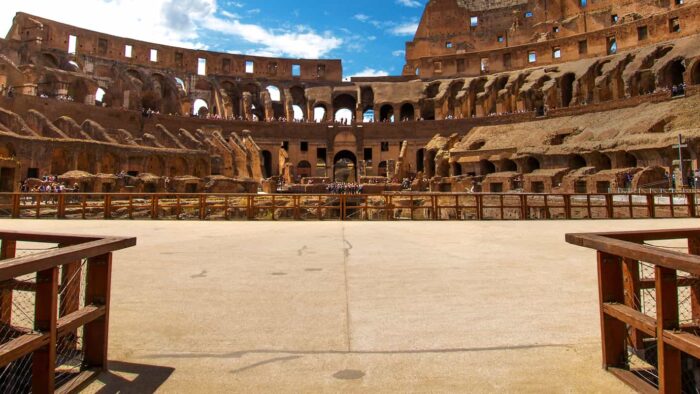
[567,228,700,393]
[0,192,698,221]
[0,231,135,393]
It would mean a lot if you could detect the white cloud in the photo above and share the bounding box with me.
[396,0,422,7]
[343,68,389,81]
[0,0,342,59]
[392,50,405,57]
[389,22,419,36]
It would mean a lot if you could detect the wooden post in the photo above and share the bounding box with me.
[199,196,206,220]
[597,252,626,369]
[57,194,66,219]
[0,239,16,324]
[103,195,112,219]
[605,194,614,219]
[687,193,696,218]
[627,194,633,219]
[60,258,82,351]
[11,194,20,218]
[622,258,644,350]
[655,265,681,393]
[32,266,58,393]
[564,194,572,219]
[476,194,483,220]
[647,194,655,218]
[689,236,700,323]
[83,253,112,370]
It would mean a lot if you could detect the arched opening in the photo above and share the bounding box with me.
[64,60,80,72]
[360,87,374,111]
[262,150,273,178]
[379,105,394,122]
[334,109,353,124]
[599,155,612,170]
[193,159,208,178]
[141,91,161,111]
[378,161,388,177]
[169,158,188,177]
[620,152,638,168]
[522,157,541,173]
[501,159,517,172]
[146,156,165,175]
[50,149,69,175]
[68,79,90,104]
[333,94,356,124]
[194,79,213,92]
[448,80,465,117]
[664,59,686,89]
[297,160,312,178]
[400,103,415,121]
[362,106,374,123]
[193,99,209,116]
[292,105,304,121]
[416,148,425,173]
[266,85,281,102]
[175,77,186,93]
[480,160,496,175]
[692,62,700,85]
[569,154,587,169]
[560,73,575,108]
[76,151,92,173]
[101,152,120,174]
[426,150,437,177]
[41,53,59,68]
[314,104,327,123]
[333,150,357,183]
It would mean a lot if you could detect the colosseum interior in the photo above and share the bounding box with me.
[0,0,699,194]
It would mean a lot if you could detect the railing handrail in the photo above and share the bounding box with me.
[3,191,700,197]
[0,234,136,281]
[566,230,700,276]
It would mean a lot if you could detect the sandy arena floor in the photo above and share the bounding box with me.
[5,219,696,393]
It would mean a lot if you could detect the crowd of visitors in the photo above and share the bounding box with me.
[326,182,363,194]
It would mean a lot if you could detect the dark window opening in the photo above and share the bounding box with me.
[381,142,389,152]
[364,148,373,161]
[637,26,648,41]
[578,40,588,55]
[300,141,308,152]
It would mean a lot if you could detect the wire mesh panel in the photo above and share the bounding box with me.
[54,259,88,390]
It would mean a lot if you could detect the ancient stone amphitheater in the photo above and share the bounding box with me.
[0,0,699,195]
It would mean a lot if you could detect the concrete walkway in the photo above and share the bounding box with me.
[5,219,695,392]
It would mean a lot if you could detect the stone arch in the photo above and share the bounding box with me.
[50,148,70,175]
[193,98,209,116]
[400,103,415,121]
[560,73,576,108]
[194,78,213,91]
[146,155,166,175]
[619,152,638,168]
[101,152,120,174]
[379,104,394,122]
[76,151,93,173]
[193,158,208,178]
[313,103,328,123]
[360,86,374,109]
[448,80,465,117]
[333,94,357,121]
[500,159,517,172]
[521,157,540,173]
[480,160,496,175]
[333,150,357,183]
[41,53,59,68]
[569,154,587,169]
[289,86,306,119]
[660,58,686,89]
[169,157,189,177]
[692,60,700,85]
[266,85,281,102]
[68,78,91,104]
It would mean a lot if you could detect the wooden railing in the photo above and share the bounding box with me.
[566,229,700,393]
[0,231,136,393]
[0,192,698,221]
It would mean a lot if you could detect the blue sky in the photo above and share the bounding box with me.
[1,0,426,78]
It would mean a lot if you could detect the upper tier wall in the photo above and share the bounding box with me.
[7,12,343,82]
[406,0,699,78]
